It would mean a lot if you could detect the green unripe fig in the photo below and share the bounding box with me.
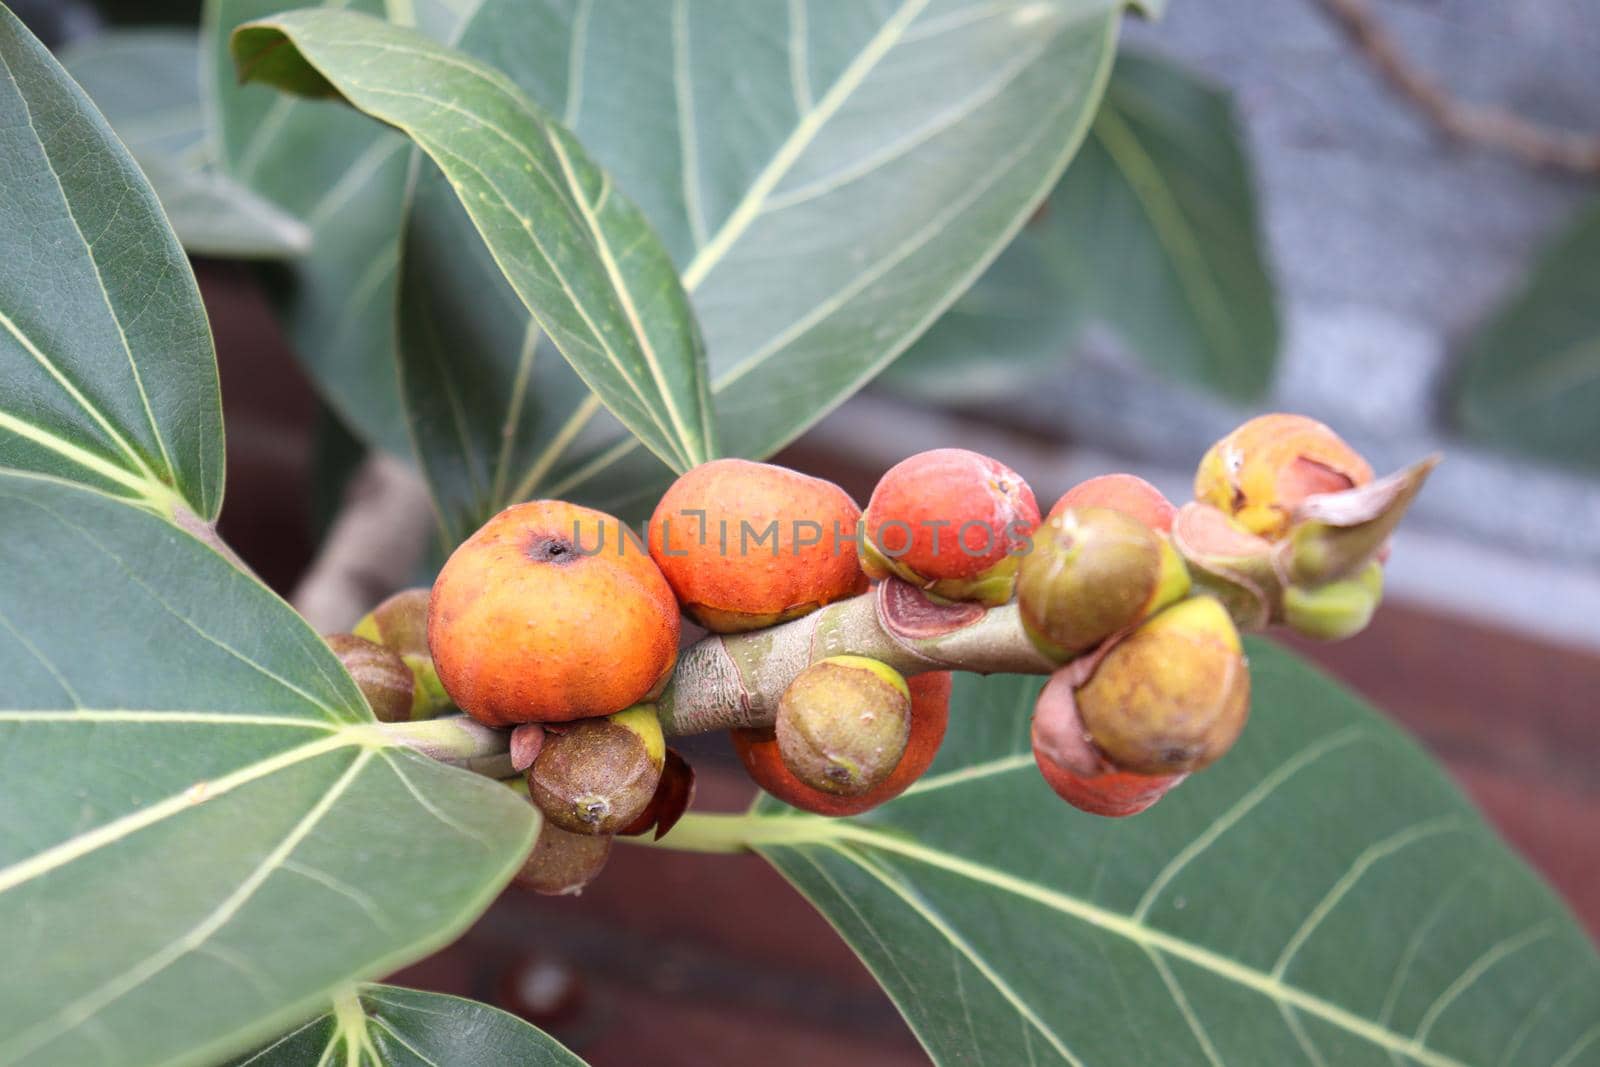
[324,633,416,723]
[1017,507,1190,661]
[1076,597,1250,775]
[353,587,453,719]
[775,656,912,797]
[1282,563,1383,641]
[528,705,665,835]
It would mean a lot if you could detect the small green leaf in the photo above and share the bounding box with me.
[228,985,587,1066]
[1454,197,1600,473]
[231,9,718,476]
[0,474,537,1067]
[889,50,1280,403]
[673,644,1600,1066]
[60,29,312,260]
[0,9,222,519]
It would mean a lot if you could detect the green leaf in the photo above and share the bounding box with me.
[231,9,718,477]
[56,30,206,158]
[0,473,537,1067]
[0,9,223,520]
[204,0,429,460]
[59,29,312,259]
[1454,197,1600,474]
[887,50,1279,403]
[228,985,587,1065]
[392,0,1132,535]
[674,643,1600,1066]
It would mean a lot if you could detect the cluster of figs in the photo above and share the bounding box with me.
[324,414,1431,893]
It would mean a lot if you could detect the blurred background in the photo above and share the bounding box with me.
[22,1,1600,1062]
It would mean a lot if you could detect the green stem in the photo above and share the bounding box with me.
[377,715,514,777]
[621,811,844,854]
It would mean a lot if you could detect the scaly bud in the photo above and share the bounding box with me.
[324,633,416,723]
[353,588,453,719]
[528,704,666,834]
[775,656,912,796]
[1284,457,1437,587]
[1170,502,1282,631]
[1282,562,1384,641]
[1016,507,1190,662]
[1195,414,1374,540]
[1076,597,1250,775]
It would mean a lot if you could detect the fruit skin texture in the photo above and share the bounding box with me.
[1049,473,1176,533]
[353,588,452,719]
[648,459,867,633]
[1195,414,1374,540]
[324,633,415,723]
[734,671,951,815]
[528,705,666,835]
[514,820,613,896]
[1033,760,1185,818]
[1076,596,1250,775]
[775,656,912,796]
[860,448,1040,606]
[1016,507,1190,661]
[429,500,680,726]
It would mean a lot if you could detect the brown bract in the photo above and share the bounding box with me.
[733,671,952,816]
[428,500,680,726]
[648,459,867,633]
[860,448,1039,605]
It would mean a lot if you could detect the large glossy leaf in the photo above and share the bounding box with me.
[1454,198,1600,474]
[885,50,1279,403]
[0,8,222,520]
[670,643,1600,1065]
[390,0,1130,535]
[203,0,429,459]
[59,29,312,259]
[228,985,586,1066]
[0,473,538,1067]
[232,9,718,477]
